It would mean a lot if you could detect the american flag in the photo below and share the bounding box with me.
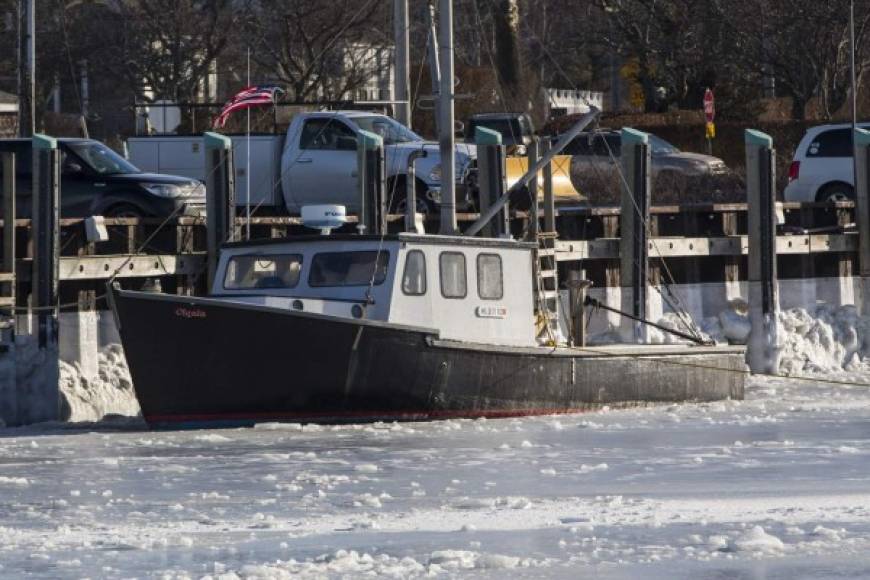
[213,85,284,128]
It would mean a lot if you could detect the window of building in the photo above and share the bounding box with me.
[224,254,303,290]
[477,253,503,300]
[309,251,389,287]
[439,252,467,299]
[401,250,426,295]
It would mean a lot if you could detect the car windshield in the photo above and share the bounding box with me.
[67,141,140,175]
[352,116,423,145]
[649,135,680,155]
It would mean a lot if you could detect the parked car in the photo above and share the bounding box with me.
[558,129,729,179]
[784,122,870,202]
[128,111,477,216]
[464,112,535,155]
[0,138,205,218]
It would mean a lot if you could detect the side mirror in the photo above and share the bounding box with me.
[336,136,357,151]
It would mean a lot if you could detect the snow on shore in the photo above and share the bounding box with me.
[59,344,140,422]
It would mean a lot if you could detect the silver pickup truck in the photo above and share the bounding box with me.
[128,111,477,215]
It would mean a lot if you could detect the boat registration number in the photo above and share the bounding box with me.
[476,305,507,319]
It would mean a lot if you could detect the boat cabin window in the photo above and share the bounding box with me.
[439,252,467,299]
[224,254,303,290]
[309,251,390,287]
[401,250,427,295]
[477,253,503,300]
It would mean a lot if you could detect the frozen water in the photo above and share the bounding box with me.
[3,371,870,578]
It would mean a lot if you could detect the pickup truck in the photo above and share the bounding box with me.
[128,111,478,215]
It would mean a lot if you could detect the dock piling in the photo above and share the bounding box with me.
[854,128,870,313]
[619,128,651,343]
[358,130,386,235]
[204,132,236,289]
[25,134,61,423]
[745,129,780,373]
[475,126,508,238]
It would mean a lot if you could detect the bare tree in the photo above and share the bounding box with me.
[101,0,240,103]
[244,0,391,102]
[718,0,870,120]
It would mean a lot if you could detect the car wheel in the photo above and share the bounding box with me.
[816,183,855,203]
[105,204,146,219]
[387,177,435,215]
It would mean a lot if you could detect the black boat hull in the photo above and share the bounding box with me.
[111,289,745,428]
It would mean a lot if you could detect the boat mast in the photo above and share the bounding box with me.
[437,0,458,235]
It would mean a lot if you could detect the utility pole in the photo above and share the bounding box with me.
[393,0,411,129]
[438,0,457,235]
[850,0,858,196]
[426,2,441,134]
[18,0,35,137]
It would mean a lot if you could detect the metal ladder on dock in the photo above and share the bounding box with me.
[535,231,560,338]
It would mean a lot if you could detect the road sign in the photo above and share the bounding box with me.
[704,88,715,123]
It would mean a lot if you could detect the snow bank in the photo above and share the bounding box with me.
[642,301,870,376]
[59,344,140,422]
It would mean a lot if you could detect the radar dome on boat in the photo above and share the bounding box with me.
[301,205,347,235]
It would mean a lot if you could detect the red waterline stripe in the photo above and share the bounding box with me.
[145,406,601,424]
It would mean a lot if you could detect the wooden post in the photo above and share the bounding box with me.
[854,128,870,313]
[204,132,235,289]
[475,126,507,238]
[30,133,61,423]
[2,152,15,315]
[619,128,651,343]
[542,139,556,233]
[745,129,779,373]
[527,138,540,241]
[0,151,16,427]
[357,130,385,235]
[567,270,591,347]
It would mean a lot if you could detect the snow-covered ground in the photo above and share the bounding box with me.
[3,369,870,579]
[1,301,869,578]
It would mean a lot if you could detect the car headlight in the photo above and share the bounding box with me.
[428,164,441,182]
[142,182,204,198]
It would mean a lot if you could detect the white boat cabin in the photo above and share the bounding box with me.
[212,233,538,347]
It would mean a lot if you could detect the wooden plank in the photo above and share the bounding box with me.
[556,234,858,261]
[57,254,205,281]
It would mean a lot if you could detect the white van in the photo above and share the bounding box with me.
[784,122,870,202]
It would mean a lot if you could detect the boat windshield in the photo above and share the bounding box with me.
[66,141,141,175]
[352,116,423,145]
[309,251,389,287]
[224,254,303,290]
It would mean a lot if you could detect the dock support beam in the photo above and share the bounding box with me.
[745,129,780,373]
[475,126,508,238]
[204,132,235,289]
[855,128,870,314]
[358,130,386,235]
[619,128,651,343]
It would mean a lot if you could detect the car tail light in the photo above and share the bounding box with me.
[788,161,800,182]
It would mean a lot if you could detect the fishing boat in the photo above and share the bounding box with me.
[108,207,745,428]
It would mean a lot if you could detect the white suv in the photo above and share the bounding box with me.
[785,122,870,202]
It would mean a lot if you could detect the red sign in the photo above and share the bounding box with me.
[703,88,715,123]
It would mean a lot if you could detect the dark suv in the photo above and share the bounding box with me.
[0,138,205,218]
